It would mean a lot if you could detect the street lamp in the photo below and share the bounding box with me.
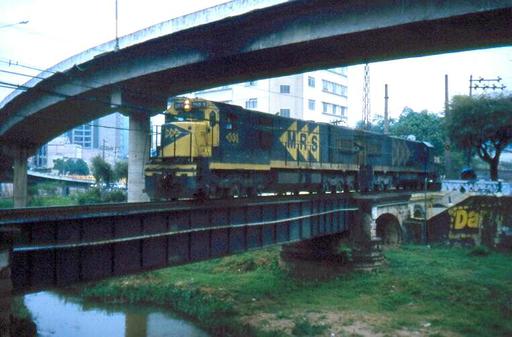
[0,20,29,29]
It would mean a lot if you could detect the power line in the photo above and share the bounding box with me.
[0,68,47,80]
[0,78,162,114]
[0,79,170,142]
[0,58,171,108]
[0,20,29,29]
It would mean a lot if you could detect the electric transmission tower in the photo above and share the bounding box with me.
[362,63,371,130]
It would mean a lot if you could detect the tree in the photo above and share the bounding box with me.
[53,158,66,174]
[447,94,512,181]
[113,161,128,182]
[355,115,396,134]
[91,156,113,187]
[356,108,467,176]
[389,108,445,158]
[66,159,90,175]
[72,159,90,175]
[52,158,89,175]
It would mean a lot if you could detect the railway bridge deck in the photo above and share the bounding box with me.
[0,192,412,293]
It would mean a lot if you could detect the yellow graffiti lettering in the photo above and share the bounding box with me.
[454,210,468,230]
[452,209,480,230]
[467,211,479,228]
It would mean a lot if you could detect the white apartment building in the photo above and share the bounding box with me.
[190,67,348,123]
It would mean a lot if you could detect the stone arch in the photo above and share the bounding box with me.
[375,213,401,245]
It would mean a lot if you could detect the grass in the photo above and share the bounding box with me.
[79,245,512,337]
[11,297,37,337]
[0,198,13,209]
[0,188,127,209]
[0,195,76,208]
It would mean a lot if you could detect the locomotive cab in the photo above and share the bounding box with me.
[145,98,219,200]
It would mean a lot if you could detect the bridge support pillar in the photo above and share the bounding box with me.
[280,234,349,278]
[13,149,28,208]
[128,112,150,202]
[350,199,384,271]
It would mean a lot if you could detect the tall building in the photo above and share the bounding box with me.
[68,112,129,164]
[67,120,98,149]
[32,112,129,170]
[190,68,348,123]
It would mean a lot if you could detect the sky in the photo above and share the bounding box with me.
[1,0,511,127]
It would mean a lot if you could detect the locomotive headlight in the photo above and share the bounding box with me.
[184,99,192,112]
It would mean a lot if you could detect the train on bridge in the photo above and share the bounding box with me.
[144,98,438,200]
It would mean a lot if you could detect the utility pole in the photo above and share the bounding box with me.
[362,63,371,129]
[466,75,506,166]
[444,74,452,178]
[469,75,506,96]
[102,139,106,159]
[384,83,389,134]
[115,0,120,51]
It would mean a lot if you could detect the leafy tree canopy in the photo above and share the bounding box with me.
[357,108,445,158]
[447,94,512,180]
[389,108,445,158]
[355,115,396,134]
[91,156,113,187]
[53,158,89,175]
[113,161,128,182]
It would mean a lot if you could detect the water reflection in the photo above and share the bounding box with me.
[24,291,209,337]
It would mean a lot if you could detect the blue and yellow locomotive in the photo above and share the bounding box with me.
[144,97,438,200]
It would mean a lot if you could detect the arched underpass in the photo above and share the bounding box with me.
[376,213,402,245]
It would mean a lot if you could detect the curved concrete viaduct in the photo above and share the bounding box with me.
[1,0,511,205]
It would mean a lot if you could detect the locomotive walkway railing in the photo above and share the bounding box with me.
[0,195,357,292]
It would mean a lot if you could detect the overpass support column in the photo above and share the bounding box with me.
[128,112,150,202]
[13,149,28,208]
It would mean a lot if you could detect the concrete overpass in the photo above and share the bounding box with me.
[1,0,511,206]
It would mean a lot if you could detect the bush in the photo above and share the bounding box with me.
[291,318,328,336]
[0,198,13,209]
[469,245,491,256]
[76,188,102,205]
[103,190,127,203]
[75,188,126,205]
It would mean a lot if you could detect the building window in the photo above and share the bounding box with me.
[308,76,315,88]
[280,85,290,94]
[328,67,348,76]
[245,98,258,109]
[322,102,347,117]
[308,99,316,110]
[322,80,347,97]
[279,109,291,117]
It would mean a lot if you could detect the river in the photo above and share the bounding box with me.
[24,291,210,337]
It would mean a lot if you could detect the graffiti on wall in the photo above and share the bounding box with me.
[427,196,512,249]
[448,206,482,241]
